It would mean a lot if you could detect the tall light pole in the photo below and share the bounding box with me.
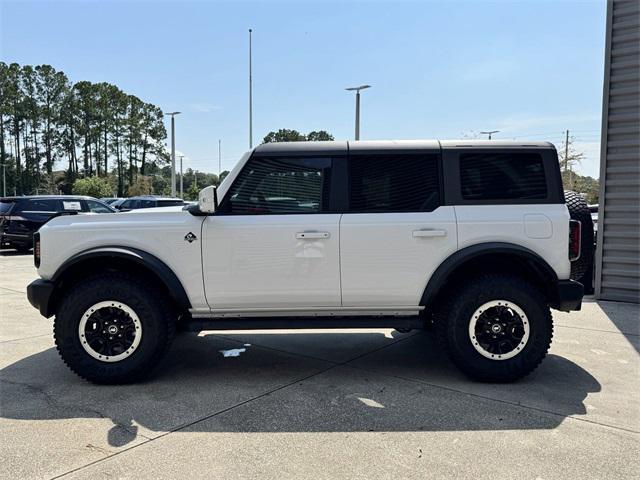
[345,85,371,140]
[248,28,253,149]
[480,130,499,140]
[178,155,185,198]
[218,139,222,177]
[164,112,181,196]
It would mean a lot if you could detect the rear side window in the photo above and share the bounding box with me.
[221,157,332,214]
[348,154,440,212]
[460,153,547,200]
[24,199,60,212]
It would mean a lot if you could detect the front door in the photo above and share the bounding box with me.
[202,155,341,309]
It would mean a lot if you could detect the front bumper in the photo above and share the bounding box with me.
[26,279,56,318]
[550,279,584,312]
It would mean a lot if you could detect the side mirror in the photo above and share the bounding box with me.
[198,185,218,214]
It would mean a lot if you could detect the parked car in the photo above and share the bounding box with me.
[100,197,122,206]
[0,196,115,252]
[27,140,589,384]
[114,196,186,211]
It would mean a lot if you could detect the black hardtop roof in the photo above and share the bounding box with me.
[252,140,556,156]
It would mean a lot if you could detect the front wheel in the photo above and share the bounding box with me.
[54,272,176,384]
[435,274,553,382]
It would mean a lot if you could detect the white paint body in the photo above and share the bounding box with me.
[36,150,572,316]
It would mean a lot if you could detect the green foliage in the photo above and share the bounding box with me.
[0,61,167,195]
[219,170,230,183]
[72,176,113,198]
[562,171,599,204]
[186,182,200,201]
[262,129,334,143]
[127,176,153,196]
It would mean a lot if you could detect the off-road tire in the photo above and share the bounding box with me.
[435,274,553,382]
[565,190,594,282]
[54,272,176,384]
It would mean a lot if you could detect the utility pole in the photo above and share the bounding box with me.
[564,129,570,172]
[164,112,181,197]
[345,85,371,140]
[249,28,253,149]
[480,130,499,140]
[179,155,185,199]
[218,139,221,177]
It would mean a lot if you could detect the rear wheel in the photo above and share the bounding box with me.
[54,272,176,384]
[436,274,553,382]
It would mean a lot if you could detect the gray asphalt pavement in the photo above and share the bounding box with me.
[1,251,638,479]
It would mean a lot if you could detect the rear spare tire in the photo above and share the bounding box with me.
[565,190,594,283]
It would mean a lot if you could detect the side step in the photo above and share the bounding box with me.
[182,316,426,332]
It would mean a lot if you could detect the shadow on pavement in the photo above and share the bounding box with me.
[0,249,31,257]
[597,300,640,354]
[0,331,601,447]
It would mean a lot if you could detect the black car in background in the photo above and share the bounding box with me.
[114,195,185,211]
[0,196,115,252]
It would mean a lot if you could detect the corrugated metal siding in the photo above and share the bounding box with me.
[595,0,640,303]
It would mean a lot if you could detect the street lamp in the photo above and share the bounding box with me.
[164,111,181,197]
[178,155,185,199]
[480,130,499,140]
[345,85,371,140]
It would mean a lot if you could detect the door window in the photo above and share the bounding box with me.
[348,154,440,212]
[221,157,332,214]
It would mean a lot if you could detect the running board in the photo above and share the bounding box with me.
[190,306,424,319]
[182,316,426,332]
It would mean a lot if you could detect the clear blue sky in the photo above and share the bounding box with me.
[1,0,606,177]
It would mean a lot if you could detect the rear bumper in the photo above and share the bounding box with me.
[550,279,584,312]
[26,279,55,318]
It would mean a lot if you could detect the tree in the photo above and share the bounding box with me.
[306,130,334,142]
[557,134,585,190]
[262,129,335,144]
[127,176,153,196]
[219,170,230,183]
[72,176,113,197]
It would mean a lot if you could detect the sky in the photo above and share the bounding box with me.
[1,0,606,177]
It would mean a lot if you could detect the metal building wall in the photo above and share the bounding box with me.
[595,0,640,303]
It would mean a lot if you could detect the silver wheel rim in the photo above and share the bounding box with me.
[78,301,142,363]
[468,300,530,361]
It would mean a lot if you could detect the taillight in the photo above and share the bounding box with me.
[569,220,581,261]
[33,232,41,268]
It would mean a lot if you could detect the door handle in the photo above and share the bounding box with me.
[413,229,447,238]
[296,231,331,239]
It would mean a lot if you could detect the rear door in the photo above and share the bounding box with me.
[339,146,457,306]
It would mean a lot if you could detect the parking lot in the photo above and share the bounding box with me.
[0,251,638,479]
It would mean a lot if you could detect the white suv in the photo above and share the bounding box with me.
[27,140,586,384]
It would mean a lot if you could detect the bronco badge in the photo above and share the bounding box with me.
[184,232,197,243]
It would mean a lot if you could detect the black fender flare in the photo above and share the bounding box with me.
[420,242,559,308]
[51,246,191,311]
